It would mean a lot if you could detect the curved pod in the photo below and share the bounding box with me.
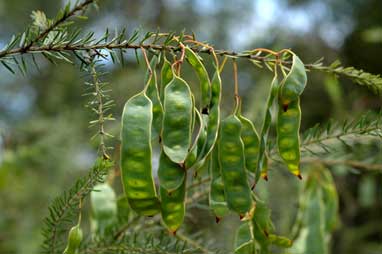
[162,75,193,164]
[219,115,252,216]
[120,92,160,216]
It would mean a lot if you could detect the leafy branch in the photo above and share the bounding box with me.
[307,59,382,95]
[300,110,381,153]
[41,158,113,254]
[301,158,382,172]
[24,0,96,53]
[84,56,115,159]
[0,3,381,95]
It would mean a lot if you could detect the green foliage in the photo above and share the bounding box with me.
[0,1,381,254]
[290,164,339,254]
[41,158,112,254]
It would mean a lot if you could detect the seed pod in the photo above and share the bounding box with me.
[160,176,186,234]
[320,169,339,232]
[158,149,185,192]
[188,68,222,172]
[219,115,252,216]
[268,234,292,248]
[236,99,260,173]
[117,196,130,224]
[160,56,173,103]
[234,222,255,254]
[120,92,160,216]
[144,55,163,139]
[63,224,83,254]
[250,200,273,251]
[184,107,204,169]
[276,98,302,178]
[255,75,279,183]
[90,183,117,235]
[278,53,307,110]
[209,145,229,221]
[291,188,327,254]
[185,46,211,112]
[198,69,222,159]
[162,75,193,164]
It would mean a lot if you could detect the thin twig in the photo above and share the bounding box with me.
[1,0,95,57]
[301,158,382,172]
[90,64,110,160]
[1,39,381,94]
[175,231,211,254]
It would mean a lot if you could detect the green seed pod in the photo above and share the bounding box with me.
[236,99,260,174]
[234,222,255,254]
[116,196,130,224]
[188,68,222,173]
[256,75,279,183]
[291,188,327,254]
[160,56,173,103]
[158,149,186,192]
[268,234,292,248]
[320,170,339,232]
[219,115,252,216]
[209,145,229,221]
[90,183,117,235]
[250,200,273,251]
[63,224,83,254]
[162,75,193,164]
[252,221,269,251]
[160,177,186,234]
[278,53,307,109]
[120,92,160,216]
[198,69,222,159]
[144,55,163,140]
[185,46,211,112]
[184,107,204,169]
[276,98,302,178]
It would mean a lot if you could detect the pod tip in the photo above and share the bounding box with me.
[215,217,221,224]
[296,173,303,180]
[262,175,269,181]
[170,230,177,236]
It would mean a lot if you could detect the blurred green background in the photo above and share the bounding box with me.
[0,0,381,253]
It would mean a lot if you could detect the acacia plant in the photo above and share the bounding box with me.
[1,1,381,254]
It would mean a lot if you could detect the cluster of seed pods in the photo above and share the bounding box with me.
[119,47,308,234]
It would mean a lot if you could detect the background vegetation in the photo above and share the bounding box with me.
[0,0,381,253]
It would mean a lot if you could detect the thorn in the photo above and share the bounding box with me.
[297,173,303,180]
[239,214,244,220]
[193,171,198,178]
[158,135,162,143]
[202,107,209,115]
[148,215,154,218]
[283,104,289,112]
[262,175,268,181]
[170,230,177,236]
[179,162,185,169]
[215,217,221,224]
[263,230,269,237]
[251,183,256,190]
